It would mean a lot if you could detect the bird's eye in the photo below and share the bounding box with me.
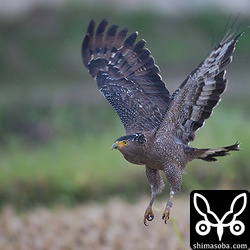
[123,140,129,146]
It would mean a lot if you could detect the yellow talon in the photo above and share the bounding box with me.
[144,207,154,226]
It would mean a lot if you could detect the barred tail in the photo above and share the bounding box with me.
[198,142,240,162]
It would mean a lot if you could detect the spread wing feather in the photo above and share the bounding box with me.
[157,30,243,144]
[82,19,171,133]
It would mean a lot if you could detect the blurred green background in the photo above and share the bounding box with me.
[0,0,250,210]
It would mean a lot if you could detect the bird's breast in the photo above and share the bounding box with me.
[122,152,145,165]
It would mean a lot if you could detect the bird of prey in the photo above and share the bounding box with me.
[81,19,241,225]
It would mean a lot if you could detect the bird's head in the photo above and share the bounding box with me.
[111,133,146,152]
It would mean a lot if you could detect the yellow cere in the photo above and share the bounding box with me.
[116,140,129,149]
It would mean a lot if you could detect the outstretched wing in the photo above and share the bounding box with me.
[157,30,243,144]
[82,19,171,134]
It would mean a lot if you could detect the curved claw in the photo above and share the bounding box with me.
[162,206,171,224]
[144,208,154,226]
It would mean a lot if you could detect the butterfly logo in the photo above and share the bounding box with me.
[193,192,247,241]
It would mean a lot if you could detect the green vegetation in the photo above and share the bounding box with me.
[0,4,249,210]
[0,104,249,210]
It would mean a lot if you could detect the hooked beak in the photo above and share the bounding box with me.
[111,142,118,150]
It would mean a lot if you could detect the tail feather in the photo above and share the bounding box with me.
[198,142,240,162]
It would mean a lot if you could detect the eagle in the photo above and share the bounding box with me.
[81,19,242,225]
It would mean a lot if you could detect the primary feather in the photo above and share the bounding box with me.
[156,31,243,144]
[82,19,171,134]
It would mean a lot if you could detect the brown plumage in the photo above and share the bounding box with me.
[81,19,241,225]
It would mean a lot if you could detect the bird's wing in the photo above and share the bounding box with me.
[156,30,243,144]
[82,19,171,133]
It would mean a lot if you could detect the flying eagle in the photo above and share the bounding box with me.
[81,19,242,225]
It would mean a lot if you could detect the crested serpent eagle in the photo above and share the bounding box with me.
[81,19,242,225]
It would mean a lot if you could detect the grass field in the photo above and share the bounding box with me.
[0,104,249,210]
[0,196,190,250]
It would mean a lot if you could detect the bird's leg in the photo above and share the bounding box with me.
[162,191,174,224]
[163,164,181,224]
[144,166,165,226]
[144,195,155,226]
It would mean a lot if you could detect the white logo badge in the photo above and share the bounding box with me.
[193,193,247,241]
